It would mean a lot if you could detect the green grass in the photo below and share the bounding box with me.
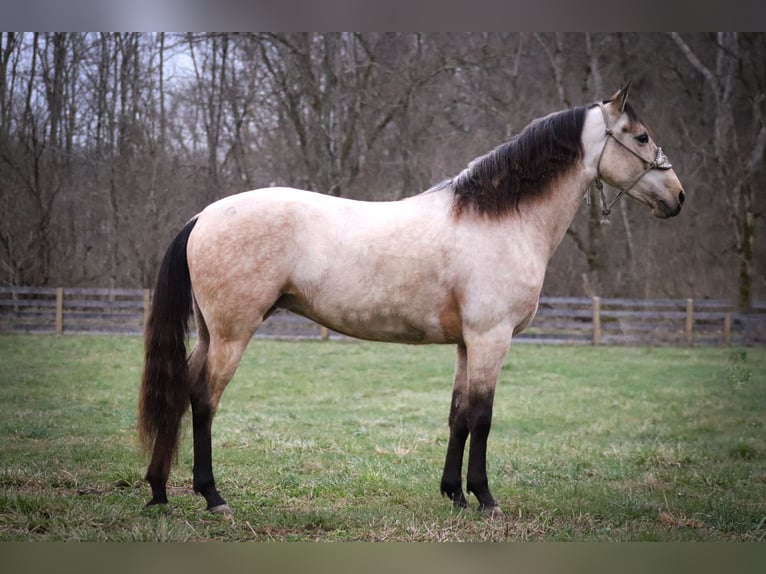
[0,334,764,541]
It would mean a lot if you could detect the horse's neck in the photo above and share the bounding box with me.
[523,107,603,261]
[521,167,595,262]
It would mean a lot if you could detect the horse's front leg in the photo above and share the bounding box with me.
[464,332,511,515]
[440,343,469,508]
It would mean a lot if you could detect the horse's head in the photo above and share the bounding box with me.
[594,82,685,219]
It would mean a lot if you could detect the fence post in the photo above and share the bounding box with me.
[592,296,601,346]
[723,312,732,347]
[55,287,64,335]
[685,298,694,347]
[143,289,151,327]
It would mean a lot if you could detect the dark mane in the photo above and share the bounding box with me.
[451,105,587,217]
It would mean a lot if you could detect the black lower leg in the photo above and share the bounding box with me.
[145,466,169,506]
[145,443,171,506]
[440,390,469,508]
[466,397,498,511]
[191,387,227,510]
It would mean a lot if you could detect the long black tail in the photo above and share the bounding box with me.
[138,217,198,456]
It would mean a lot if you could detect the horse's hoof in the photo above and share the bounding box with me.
[450,496,468,510]
[480,504,504,518]
[208,503,232,516]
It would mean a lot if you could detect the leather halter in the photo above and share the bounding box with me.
[592,102,673,220]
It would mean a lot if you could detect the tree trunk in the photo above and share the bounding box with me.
[670,32,764,311]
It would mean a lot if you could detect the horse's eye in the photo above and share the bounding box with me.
[636,133,649,144]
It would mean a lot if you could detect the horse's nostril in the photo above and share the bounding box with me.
[679,190,686,205]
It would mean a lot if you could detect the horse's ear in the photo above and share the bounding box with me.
[609,80,632,112]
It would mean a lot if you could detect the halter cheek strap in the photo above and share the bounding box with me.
[592,102,673,221]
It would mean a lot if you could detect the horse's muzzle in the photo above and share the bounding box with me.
[655,190,684,219]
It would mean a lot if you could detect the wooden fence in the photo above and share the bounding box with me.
[1,286,764,346]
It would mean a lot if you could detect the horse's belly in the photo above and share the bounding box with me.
[322,316,434,344]
[277,295,456,345]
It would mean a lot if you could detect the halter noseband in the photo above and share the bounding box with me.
[592,102,673,221]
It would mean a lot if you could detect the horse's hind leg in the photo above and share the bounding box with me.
[189,332,252,514]
[190,337,250,513]
[145,432,175,506]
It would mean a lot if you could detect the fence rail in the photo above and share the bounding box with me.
[1,286,764,346]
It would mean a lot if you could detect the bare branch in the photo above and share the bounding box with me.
[669,32,719,101]
[533,33,569,107]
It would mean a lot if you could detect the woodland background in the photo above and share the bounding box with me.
[1,32,764,309]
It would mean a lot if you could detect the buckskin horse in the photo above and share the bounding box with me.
[139,83,684,516]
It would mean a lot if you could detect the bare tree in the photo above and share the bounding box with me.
[670,32,766,310]
[0,33,72,285]
[253,33,453,197]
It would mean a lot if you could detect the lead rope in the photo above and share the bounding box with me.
[589,178,622,225]
[592,104,618,224]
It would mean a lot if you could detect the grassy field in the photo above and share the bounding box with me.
[0,334,764,541]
